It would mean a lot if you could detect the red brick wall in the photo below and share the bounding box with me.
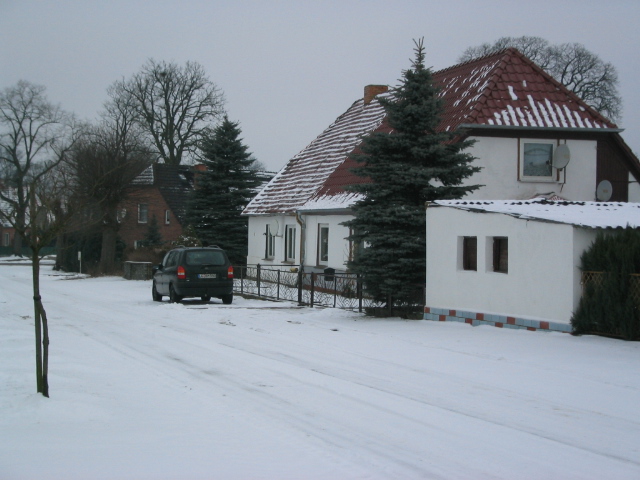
[118,186,184,248]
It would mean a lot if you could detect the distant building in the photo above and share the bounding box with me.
[119,163,274,249]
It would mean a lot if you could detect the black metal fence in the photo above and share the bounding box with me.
[233,264,424,315]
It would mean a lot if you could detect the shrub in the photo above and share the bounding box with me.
[571,227,640,340]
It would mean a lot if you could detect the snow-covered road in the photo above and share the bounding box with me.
[2,263,640,479]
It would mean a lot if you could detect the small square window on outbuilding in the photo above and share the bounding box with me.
[462,236,477,271]
[492,237,508,273]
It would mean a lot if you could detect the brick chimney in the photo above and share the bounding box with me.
[364,85,388,105]
[192,163,207,190]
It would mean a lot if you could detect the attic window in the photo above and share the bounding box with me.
[519,140,558,182]
[165,210,170,225]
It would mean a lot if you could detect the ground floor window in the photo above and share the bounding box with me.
[285,225,296,262]
[265,224,275,259]
[3,232,9,246]
[317,224,329,265]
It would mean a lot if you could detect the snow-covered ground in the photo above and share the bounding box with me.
[1,263,640,480]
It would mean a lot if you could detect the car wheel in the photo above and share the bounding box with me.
[152,282,163,302]
[169,284,182,303]
[221,294,233,305]
[201,295,211,302]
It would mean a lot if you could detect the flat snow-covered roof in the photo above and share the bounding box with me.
[431,199,640,229]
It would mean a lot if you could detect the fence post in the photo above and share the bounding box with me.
[310,272,315,308]
[277,269,281,300]
[357,274,363,313]
[297,270,303,305]
[333,275,337,308]
[240,266,244,294]
[257,264,261,297]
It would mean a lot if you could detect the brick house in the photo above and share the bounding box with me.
[0,186,16,253]
[118,163,197,249]
[119,163,274,250]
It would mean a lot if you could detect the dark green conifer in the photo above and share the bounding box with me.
[346,39,481,306]
[572,227,640,339]
[142,214,163,247]
[186,117,261,265]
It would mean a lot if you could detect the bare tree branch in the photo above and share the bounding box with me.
[109,60,225,165]
[458,36,622,122]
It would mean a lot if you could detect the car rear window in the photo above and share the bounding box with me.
[185,250,226,266]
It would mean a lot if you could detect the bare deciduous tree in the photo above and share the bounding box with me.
[0,80,78,397]
[458,36,622,122]
[67,94,154,274]
[110,59,225,165]
[0,81,76,254]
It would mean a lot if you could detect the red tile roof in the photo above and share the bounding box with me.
[243,49,620,215]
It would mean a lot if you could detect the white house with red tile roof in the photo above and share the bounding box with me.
[243,49,640,273]
[424,199,640,332]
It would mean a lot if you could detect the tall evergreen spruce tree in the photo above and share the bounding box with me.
[346,39,481,306]
[186,117,261,265]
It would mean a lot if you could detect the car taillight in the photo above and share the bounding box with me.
[227,266,234,278]
[177,266,186,280]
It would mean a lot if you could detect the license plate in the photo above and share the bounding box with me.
[198,273,217,279]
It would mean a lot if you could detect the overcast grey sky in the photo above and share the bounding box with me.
[2,0,639,172]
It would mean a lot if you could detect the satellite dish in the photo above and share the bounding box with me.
[266,217,280,236]
[596,180,613,201]
[553,144,571,169]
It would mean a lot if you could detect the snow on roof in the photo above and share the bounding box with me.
[297,191,364,212]
[436,48,615,131]
[243,96,387,215]
[132,165,154,184]
[431,199,640,229]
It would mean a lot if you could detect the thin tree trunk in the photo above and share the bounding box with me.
[31,252,49,397]
[100,225,117,274]
[33,255,43,394]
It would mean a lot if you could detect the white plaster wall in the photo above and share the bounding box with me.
[425,206,592,323]
[462,136,598,201]
[246,214,298,266]
[628,172,640,202]
[247,214,353,270]
[300,214,352,271]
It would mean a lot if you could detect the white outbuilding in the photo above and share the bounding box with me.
[424,199,640,333]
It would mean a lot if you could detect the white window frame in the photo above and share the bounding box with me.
[519,139,558,182]
[138,203,149,224]
[165,210,170,225]
[284,225,296,262]
[265,224,275,259]
[317,224,329,265]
